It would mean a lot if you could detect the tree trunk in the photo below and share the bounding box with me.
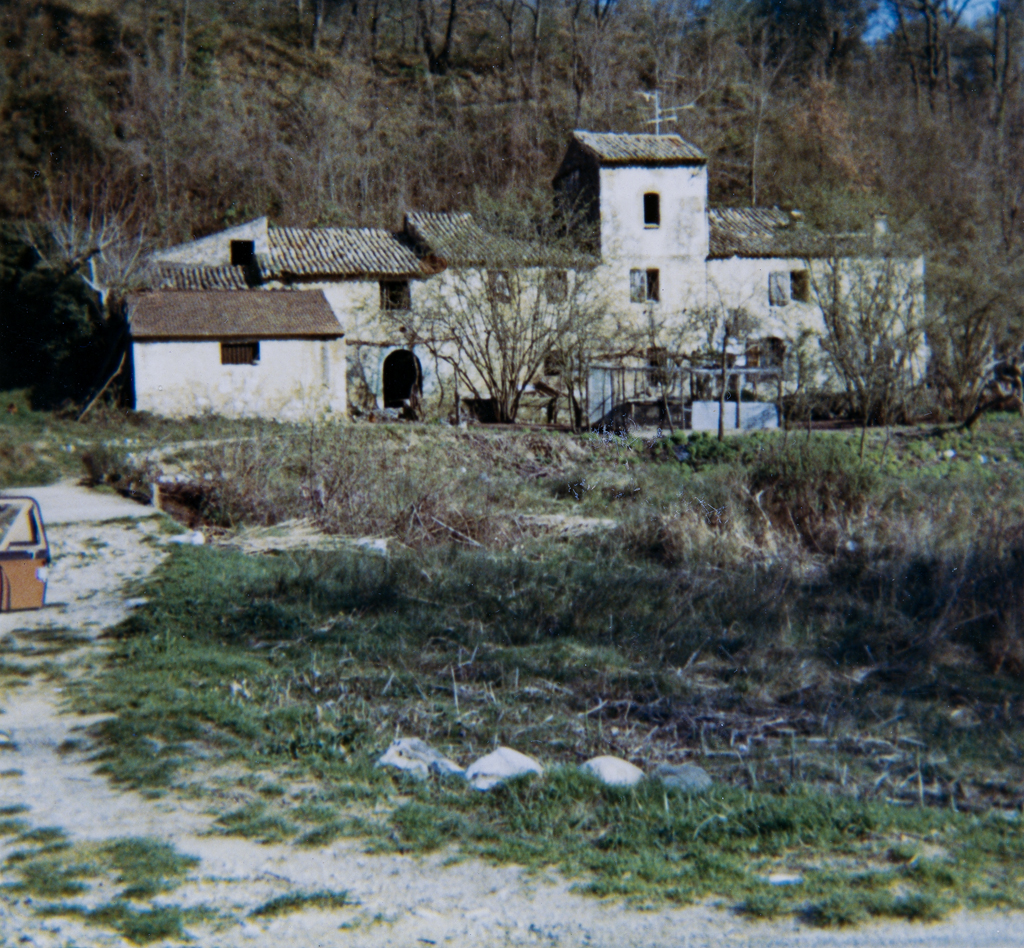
[718,349,728,442]
[312,0,326,51]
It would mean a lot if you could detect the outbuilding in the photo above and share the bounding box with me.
[128,289,345,420]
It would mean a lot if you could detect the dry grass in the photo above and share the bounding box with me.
[52,415,1024,916]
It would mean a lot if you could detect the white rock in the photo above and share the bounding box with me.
[355,537,388,556]
[376,737,464,779]
[580,755,644,787]
[465,746,543,790]
[652,762,713,792]
[168,531,205,546]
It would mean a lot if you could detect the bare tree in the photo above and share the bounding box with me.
[26,185,150,320]
[417,0,459,73]
[887,0,975,113]
[385,259,607,425]
[925,257,1021,421]
[810,245,927,457]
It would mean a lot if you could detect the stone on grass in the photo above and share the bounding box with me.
[652,763,713,792]
[465,747,543,791]
[580,756,644,787]
[765,873,803,886]
[376,738,464,779]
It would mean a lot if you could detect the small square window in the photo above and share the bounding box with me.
[544,270,568,303]
[221,341,260,365]
[488,270,513,303]
[643,193,661,227]
[790,270,811,303]
[380,280,411,311]
[629,268,660,303]
[230,240,255,267]
[747,337,785,368]
[768,271,789,307]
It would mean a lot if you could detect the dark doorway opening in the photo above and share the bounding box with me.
[383,349,422,408]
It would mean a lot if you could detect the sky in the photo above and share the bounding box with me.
[865,0,995,44]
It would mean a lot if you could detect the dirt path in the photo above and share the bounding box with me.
[0,484,1022,947]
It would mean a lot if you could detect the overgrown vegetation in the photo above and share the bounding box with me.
[0,387,290,487]
[60,417,1024,922]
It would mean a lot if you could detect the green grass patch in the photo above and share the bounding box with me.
[0,818,29,836]
[104,837,199,899]
[17,826,69,845]
[214,803,296,843]
[4,836,198,902]
[249,889,352,918]
[39,901,196,944]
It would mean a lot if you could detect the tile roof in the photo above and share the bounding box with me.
[573,131,705,165]
[404,211,594,268]
[708,208,872,259]
[404,211,524,265]
[152,265,251,291]
[266,227,424,278]
[129,290,342,339]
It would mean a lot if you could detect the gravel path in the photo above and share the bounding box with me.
[0,484,1021,947]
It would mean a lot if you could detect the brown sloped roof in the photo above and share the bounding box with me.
[153,265,251,291]
[267,227,424,278]
[573,131,705,165]
[708,208,872,259]
[404,211,595,268]
[129,290,342,339]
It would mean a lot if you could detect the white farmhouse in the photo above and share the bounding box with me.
[133,129,924,427]
[128,289,346,420]
[553,131,925,427]
[149,219,440,414]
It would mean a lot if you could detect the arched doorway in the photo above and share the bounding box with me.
[382,350,422,408]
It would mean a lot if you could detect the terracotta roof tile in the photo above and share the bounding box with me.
[267,227,423,278]
[404,211,594,267]
[153,265,251,290]
[708,208,871,259]
[573,131,705,165]
[129,290,342,339]
[404,211,524,265]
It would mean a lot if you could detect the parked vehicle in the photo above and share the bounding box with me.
[0,497,49,611]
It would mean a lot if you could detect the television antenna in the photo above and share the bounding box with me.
[637,87,702,134]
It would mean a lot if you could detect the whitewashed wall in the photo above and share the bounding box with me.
[595,163,709,321]
[133,337,346,420]
[151,218,270,266]
[707,256,826,338]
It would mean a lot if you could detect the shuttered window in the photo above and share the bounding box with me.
[646,268,660,302]
[768,272,789,306]
[488,270,513,302]
[629,269,661,303]
[790,270,811,302]
[221,342,260,365]
[630,269,646,302]
[380,280,411,310]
